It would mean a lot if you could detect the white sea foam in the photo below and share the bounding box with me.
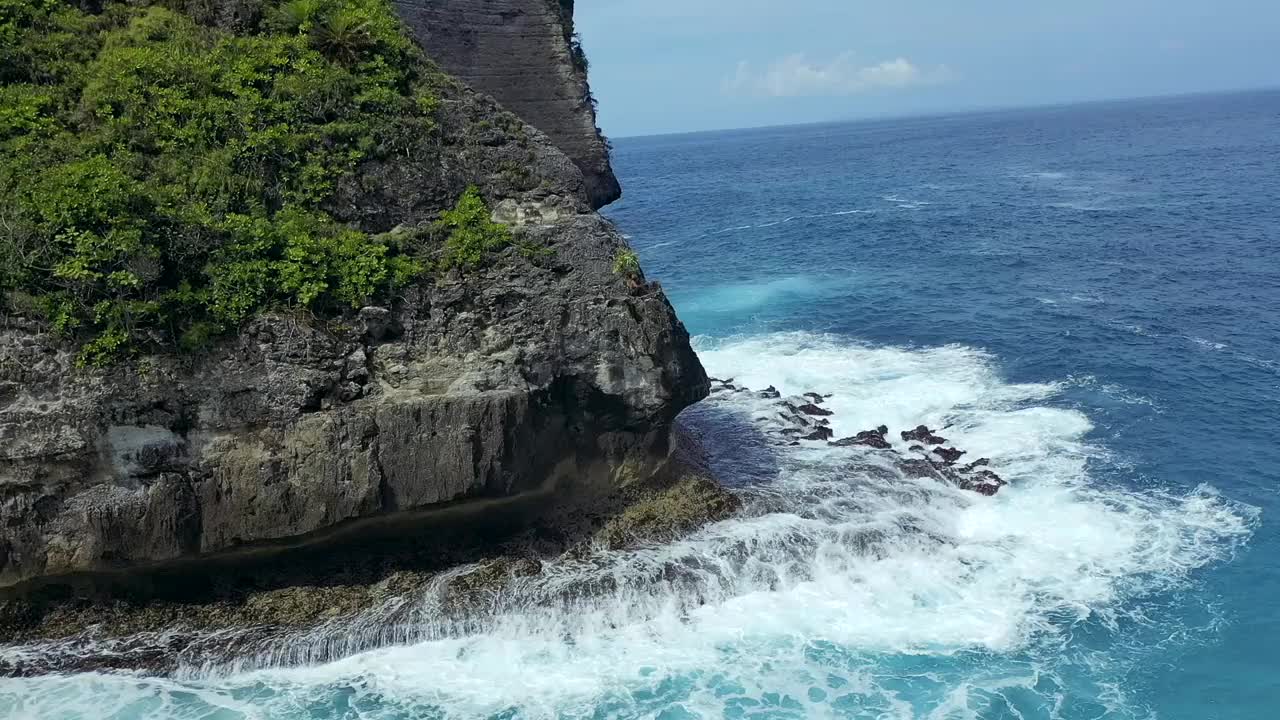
[0,332,1255,720]
[705,209,875,236]
[1186,335,1227,351]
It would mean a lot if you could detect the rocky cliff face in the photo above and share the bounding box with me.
[393,0,622,209]
[0,215,704,591]
[0,5,701,593]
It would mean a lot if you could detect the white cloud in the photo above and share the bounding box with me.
[724,53,953,97]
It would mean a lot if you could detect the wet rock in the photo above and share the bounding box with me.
[962,458,990,472]
[960,469,1007,496]
[901,425,948,445]
[758,385,781,399]
[908,444,926,453]
[802,392,828,404]
[593,475,741,550]
[899,458,943,480]
[830,427,891,450]
[797,403,833,417]
[802,427,835,441]
[932,447,966,464]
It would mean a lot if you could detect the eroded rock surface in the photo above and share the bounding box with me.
[0,212,706,590]
[393,0,621,208]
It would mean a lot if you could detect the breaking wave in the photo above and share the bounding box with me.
[0,332,1255,719]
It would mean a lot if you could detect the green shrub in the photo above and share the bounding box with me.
[435,186,512,270]
[0,0,444,359]
[612,248,641,278]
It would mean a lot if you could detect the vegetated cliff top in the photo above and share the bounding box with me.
[0,0,589,365]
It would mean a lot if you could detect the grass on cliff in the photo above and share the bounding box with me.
[0,0,511,365]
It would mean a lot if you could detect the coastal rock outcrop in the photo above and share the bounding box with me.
[393,0,622,209]
[0,1,694,593]
[0,213,705,590]
[707,379,1009,497]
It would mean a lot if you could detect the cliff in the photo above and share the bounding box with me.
[0,1,702,594]
[393,0,623,209]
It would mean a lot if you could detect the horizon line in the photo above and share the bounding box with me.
[606,84,1280,142]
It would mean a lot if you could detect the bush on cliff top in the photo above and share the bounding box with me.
[0,0,507,365]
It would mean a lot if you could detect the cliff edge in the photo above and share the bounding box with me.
[394,0,623,209]
[0,0,701,594]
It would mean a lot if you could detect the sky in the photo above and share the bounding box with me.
[574,0,1280,137]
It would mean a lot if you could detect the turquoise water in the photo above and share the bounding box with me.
[3,90,1277,718]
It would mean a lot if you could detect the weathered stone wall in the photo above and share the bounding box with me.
[394,0,622,209]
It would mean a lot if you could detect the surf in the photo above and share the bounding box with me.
[0,332,1254,719]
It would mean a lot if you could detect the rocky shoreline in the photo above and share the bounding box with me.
[0,424,739,677]
[0,374,1011,676]
[710,378,1009,496]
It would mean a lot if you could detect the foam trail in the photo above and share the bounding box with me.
[0,332,1256,720]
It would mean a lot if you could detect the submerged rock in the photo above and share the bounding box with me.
[802,427,835,441]
[901,425,948,445]
[797,403,833,417]
[932,447,967,464]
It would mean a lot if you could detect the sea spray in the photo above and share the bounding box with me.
[0,332,1255,719]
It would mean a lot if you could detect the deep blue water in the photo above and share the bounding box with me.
[605,89,1280,719]
[3,91,1277,720]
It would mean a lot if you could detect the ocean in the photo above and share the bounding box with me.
[3,89,1278,718]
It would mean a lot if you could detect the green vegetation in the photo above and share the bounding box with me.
[0,0,511,366]
[435,185,512,270]
[612,248,641,279]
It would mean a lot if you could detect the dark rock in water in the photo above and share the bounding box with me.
[777,411,811,427]
[797,403,833,417]
[962,458,990,471]
[876,425,889,436]
[901,425,948,445]
[708,377,732,384]
[968,469,1006,487]
[961,469,1006,496]
[802,427,835,441]
[899,458,943,479]
[803,392,826,404]
[830,427,891,449]
[759,385,781,399]
[932,447,966,464]
[908,444,926,453]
